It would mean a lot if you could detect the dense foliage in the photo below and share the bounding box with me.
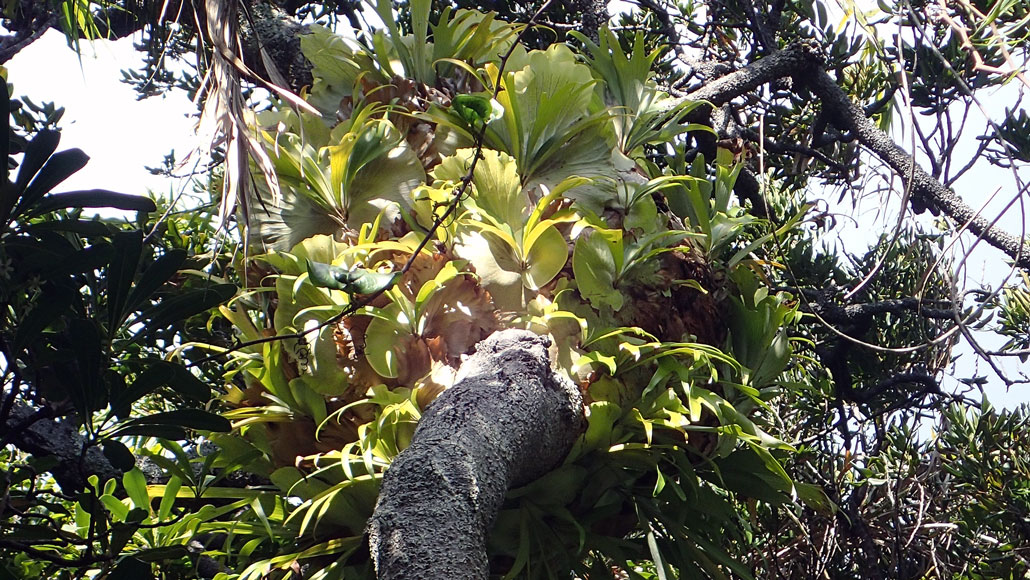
[2,0,1030,579]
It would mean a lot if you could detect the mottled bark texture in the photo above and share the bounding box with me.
[576,0,609,44]
[678,41,1030,269]
[3,403,120,492]
[367,329,584,580]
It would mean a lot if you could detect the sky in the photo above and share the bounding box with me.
[5,20,1028,409]
[5,30,197,198]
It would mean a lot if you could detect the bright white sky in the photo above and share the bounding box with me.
[6,23,1028,408]
[6,30,197,197]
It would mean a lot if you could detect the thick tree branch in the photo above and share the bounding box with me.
[676,43,1029,268]
[683,41,825,107]
[0,14,56,64]
[367,329,584,580]
[2,402,119,492]
[1,1,312,89]
[783,291,961,323]
[803,69,1030,269]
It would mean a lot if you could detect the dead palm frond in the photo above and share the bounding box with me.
[197,0,319,237]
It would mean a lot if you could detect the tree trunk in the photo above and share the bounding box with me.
[3,402,119,492]
[367,329,584,580]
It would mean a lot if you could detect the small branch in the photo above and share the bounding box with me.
[738,127,850,173]
[836,298,958,321]
[803,67,1030,268]
[937,0,1030,90]
[0,539,112,566]
[779,288,960,322]
[985,348,1030,357]
[864,373,941,400]
[669,40,1030,268]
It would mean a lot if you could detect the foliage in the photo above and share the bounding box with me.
[737,401,1030,579]
[4,0,1030,578]
[0,75,251,577]
[179,6,824,579]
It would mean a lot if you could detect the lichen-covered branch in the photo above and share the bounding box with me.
[683,41,826,107]
[2,402,119,492]
[367,329,584,580]
[803,67,1030,269]
[675,42,1029,268]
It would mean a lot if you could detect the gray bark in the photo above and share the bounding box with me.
[675,42,1030,269]
[803,67,1030,268]
[4,403,119,492]
[367,329,584,580]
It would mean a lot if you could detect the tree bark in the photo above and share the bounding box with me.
[676,41,1030,268]
[367,329,584,580]
[2,402,120,492]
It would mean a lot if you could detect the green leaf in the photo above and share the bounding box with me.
[123,249,187,320]
[48,241,114,279]
[166,365,212,401]
[572,230,623,311]
[522,224,567,290]
[112,362,175,417]
[13,129,60,192]
[414,260,465,307]
[14,148,89,217]
[141,409,232,432]
[454,229,524,310]
[110,424,187,439]
[581,401,621,452]
[12,284,75,354]
[437,148,525,234]
[110,518,144,555]
[102,440,136,472]
[131,283,237,340]
[109,557,154,580]
[76,491,105,518]
[364,304,407,378]
[299,24,372,115]
[22,219,119,237]
[27,189,156,217]
[0,76,9,186]
[795,482,835,515]
[107,230,144,330]
[486,44,618,211]
[715,448,790,503]
[573,351,617,375]
[68,318,104,415]
[113,409,231,436]
[122,468,150,511]
[158,477,181,520]
[306,259,399,295]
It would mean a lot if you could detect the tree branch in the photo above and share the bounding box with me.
[800,294,960,323]
[0,14,56,64]
[367,330,584,579]
[2,402,119,492]
[683,41,825,107]
[674,42,1029,268]
[803,68,1030,269]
